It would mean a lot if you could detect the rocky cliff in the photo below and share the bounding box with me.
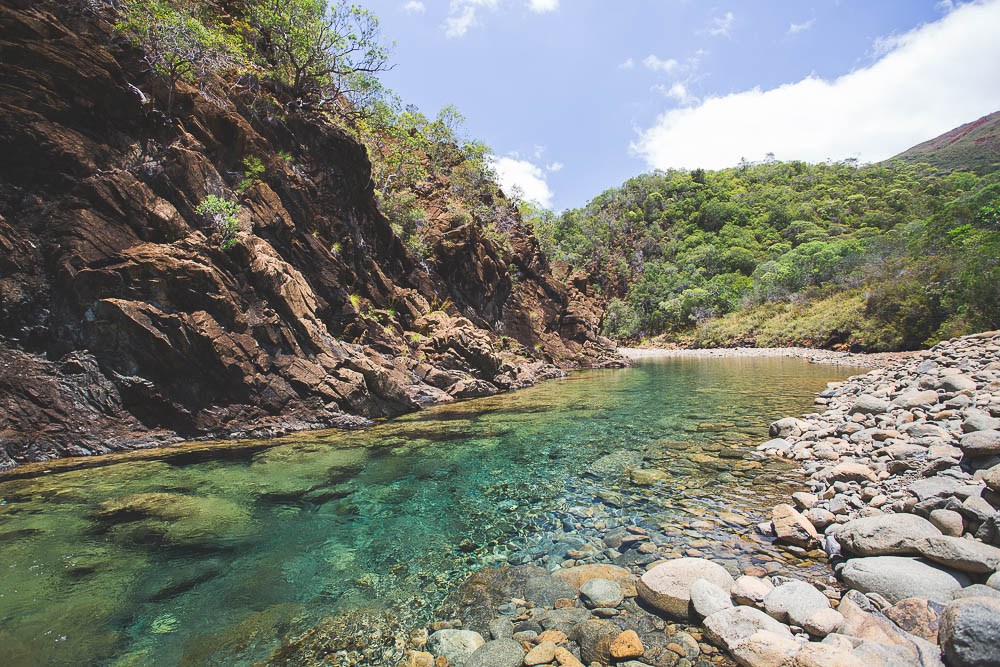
[0,1,622,470]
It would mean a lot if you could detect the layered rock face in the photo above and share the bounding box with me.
[0,3,621,469]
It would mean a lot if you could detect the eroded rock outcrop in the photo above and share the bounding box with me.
[0,2,623,469]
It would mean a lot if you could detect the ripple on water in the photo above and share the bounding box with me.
[0,356,862,666]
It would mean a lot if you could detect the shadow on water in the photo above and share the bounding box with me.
[0,357,865,666]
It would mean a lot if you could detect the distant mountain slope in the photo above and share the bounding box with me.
[887,111,1000,174]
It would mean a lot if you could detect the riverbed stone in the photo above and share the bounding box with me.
[939,597,1000,667]
[837,590,941,665]
[636,558,735,621]
[427,629,486,667]
[702,606,793,653]
[772,503,820,547]
[487,618,513,640]
[822,461,878,484]
[525,575,577,608]
[609,630,644,660]
[803,608,845,638]
[762,580,831,626]
[770,417,805,438]
[851,395,890,415]
[730,630,801,666]
[960,430,1000,457]
[579,578,623,609]
[689,578,734,618]
[464,639,524,667]
[840,556,970,604]
[523,641,555,666]
[629,468,669,485]
[915,535,1000,574]
[982,463,1000,493]
[553,564,637,597]
[731,575,774,608]
[893,389,940,410]
[570,620,618,665]
[587,450,643,478]
[794,640,857,666]
[885,601,939,649]
[929,509,965,537]
[952,585,1000,601]
[834,513,941,557]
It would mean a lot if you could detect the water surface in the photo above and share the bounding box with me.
[0,357,861,666]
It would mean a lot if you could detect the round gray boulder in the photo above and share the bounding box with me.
[840,556,970,604]
[579,577,624,609]
[762,580,831,626]
[428,629,486,667]
[465,639,525,667]
[939,597,1000,667]
[834,513,942,557]
[637,557,735,621]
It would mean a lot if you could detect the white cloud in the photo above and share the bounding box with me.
[527,0,559,12]
[632,0,1000,170]
[403,1,426,14]
[491,157,554,207]
[444,0,499,38]
[709,11,735,37]
[619,58,635,70]
[643,54,679,73]
[788,18,815,34]
[654,82,699,106]
[546,162,564,172]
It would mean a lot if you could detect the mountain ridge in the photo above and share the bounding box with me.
[886,110,1000,174]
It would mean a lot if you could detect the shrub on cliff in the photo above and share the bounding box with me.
[196,195,241,249]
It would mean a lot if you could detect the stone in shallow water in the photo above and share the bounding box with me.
[524,575,576,608]
[732,630,802,666]
[702,605,793,652]
[579,577,623,609]
[840,557,970,605]
[637,558,735,621]
[731,576,773,608]
[771,503,819,547]
[465,639,524,667]
[427,629,485,667]
[553,564,637,597]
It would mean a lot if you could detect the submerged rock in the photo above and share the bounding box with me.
[637,558,735,621]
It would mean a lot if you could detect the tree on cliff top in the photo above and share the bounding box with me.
[115,0,244,115]
[245,0,391,115]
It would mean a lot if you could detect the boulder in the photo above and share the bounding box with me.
[928,509,964,537]
[822,462,878,484]
[960,430,1000,457]
[953,585,1000,601]
[794,641,857,666]
[938,375,978,392]
[629,468,669,485]
[915,535,1000,574]
[838,590,943,666]
[464,640,525,667]
[834,514,941,557]
[703,606,793,653]
[893,389,940,409]
[570,620,618,665]
[851,395,890,415]
[609,630,644,660]
[982,463,1000,493]
[730,630,801,667]
[636,558,735,621]
[762,581,831,626]
[553,564,637,597]
[731,575,774,608]
[884,598,943,644]
[579,578,623,609]
[428,629,486,667]
[939,597,1000,667]
[523,641,556,666]
[803,608,845,638]
[963,412,1000,434]
[690,578,734,618]
[525,575,577,608]
[770,417,805,438]
[840,556,970,604]
[759,438,793,454]
[772,503,820,547]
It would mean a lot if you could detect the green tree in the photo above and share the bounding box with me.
[246,0,391,114]
[115,0,244,115]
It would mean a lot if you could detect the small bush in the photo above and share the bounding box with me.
[196,195,240,249]
[238,156,265,192]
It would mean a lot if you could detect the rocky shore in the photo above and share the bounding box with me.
[383,332,1000,667]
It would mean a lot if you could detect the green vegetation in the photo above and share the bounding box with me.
[525,159,1000,350]
[195,195,240,249]
[114,0,245,114]
[237,156,265,192]
[889,111,1000,175]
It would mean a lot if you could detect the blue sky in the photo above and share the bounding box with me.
[362,0,1000,210]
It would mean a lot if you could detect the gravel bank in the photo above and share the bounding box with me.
[618,346,913,369]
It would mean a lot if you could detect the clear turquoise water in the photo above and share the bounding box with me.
[0,357,860,666]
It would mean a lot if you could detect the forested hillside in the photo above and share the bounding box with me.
[525,157,1000,351]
